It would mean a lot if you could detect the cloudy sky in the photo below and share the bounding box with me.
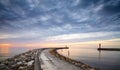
[0,0,120,47]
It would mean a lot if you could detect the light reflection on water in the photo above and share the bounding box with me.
[0,46,9,57]
[0,47,32,61]
[58,45,120,70]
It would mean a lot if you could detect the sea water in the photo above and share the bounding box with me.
[58,44,120,70]
[0,47,30,61]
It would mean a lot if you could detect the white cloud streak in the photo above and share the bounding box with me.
[46,32,120,41]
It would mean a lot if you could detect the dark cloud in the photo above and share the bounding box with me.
[77,0,99,8]
[98,0,120,15]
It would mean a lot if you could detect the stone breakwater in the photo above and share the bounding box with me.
[0,49,37,70]
[50,48,100,70]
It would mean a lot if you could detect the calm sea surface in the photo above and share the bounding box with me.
[0,47,32,61]
[58,45,120,70]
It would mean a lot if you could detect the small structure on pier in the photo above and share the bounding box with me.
[97,43,120,51]
[99,43,101,49]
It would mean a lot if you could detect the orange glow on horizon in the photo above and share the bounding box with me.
[0,38,119,48]
[0,44,11,56]
[23,38,120,48]
[25,43,60,48]
[0,43,12,47]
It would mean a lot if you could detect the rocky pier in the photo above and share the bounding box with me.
[0,49,38,70]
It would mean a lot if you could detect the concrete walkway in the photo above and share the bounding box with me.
[40,49,83,70]
[34,49,43,70]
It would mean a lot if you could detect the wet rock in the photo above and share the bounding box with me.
[4,61,9,65]
[17,62,22,65]
[0,49,37,70]
[27,60,34,66]
[18,66,24,70]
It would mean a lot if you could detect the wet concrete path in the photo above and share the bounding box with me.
[39,49,82,70]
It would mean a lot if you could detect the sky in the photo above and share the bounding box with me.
[0,0,120,47]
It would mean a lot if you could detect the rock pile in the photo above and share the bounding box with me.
[0,49,37,70]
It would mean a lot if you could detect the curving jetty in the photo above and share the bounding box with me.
[50,47,99,70]
[40,48,81,70]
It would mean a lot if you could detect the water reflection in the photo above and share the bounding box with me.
[61,49,63,53]
[58,45,120,70]
[0,46,9,56]
[68,50,70,57]
[98,50,101,61]
[0,47,30,61]
[59,49,70,57]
